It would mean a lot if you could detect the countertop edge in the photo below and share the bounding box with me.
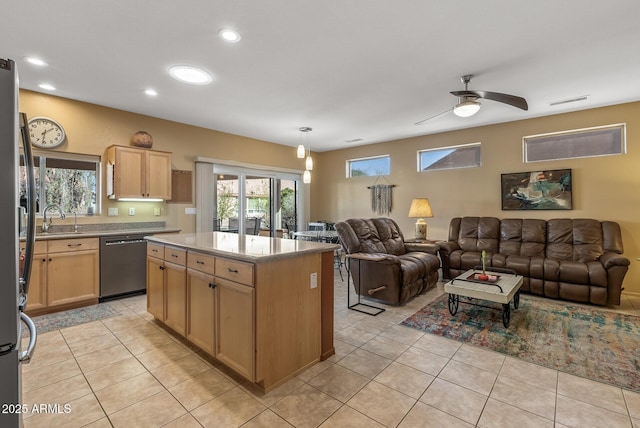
[24,228,182,241]
[146,233,340,263]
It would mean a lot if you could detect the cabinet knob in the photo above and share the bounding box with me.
[159,265,165,270]
[209,283,216,288]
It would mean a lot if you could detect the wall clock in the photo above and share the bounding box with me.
[28,116,66,148]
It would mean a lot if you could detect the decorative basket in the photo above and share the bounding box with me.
[130,131,153,148]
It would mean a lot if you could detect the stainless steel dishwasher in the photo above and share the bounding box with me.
[100,234,148,301]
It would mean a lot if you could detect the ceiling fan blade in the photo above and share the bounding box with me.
[451,90,528,111]
[414,107,453,125]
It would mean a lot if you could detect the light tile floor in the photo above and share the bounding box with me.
[20,272,640,427]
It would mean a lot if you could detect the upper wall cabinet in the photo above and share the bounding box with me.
[105,145,172,200]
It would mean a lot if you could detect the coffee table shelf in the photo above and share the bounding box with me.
[444,269,523,327]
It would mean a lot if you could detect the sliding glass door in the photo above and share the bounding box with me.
[211,166,301,236]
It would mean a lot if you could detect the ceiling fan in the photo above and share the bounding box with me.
[415,75,528,125]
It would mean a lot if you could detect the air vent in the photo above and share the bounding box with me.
[345,138,363,143]
[549,95,589,106]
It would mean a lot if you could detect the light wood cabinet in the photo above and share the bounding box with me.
[105,145,172,200]
[47,251,99,306]
[147,240,332,392]
[216,276,255,381]
[164,259,187,336]
[186,268,216,355]
[22,238,99,315]
[146,244,187,336]
[21,241,47,313]
[146,255,165,320]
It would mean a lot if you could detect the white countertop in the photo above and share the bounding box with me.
[146,232,340,263]
[25,228,181,241]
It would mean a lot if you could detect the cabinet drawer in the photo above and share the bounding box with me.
[215,258,254,286]
[20,240,47,254]
[147,243,164,259]
[187,251,215,275]
[47,237,99,253]
[164,246,186,266]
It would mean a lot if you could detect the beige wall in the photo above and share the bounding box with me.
[19,90,305,233]
[313,102,640,295]
[21,89,640,295]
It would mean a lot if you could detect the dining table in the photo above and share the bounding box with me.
[292,230,339,242]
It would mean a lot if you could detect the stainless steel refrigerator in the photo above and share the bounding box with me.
[0,58,38,428]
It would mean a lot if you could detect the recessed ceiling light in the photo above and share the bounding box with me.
[145,88,158,96]
[24,56,47,66]
[218,29,241,43]
[168,65,213,85]
[38,83,56,91]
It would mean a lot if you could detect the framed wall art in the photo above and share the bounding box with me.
[501,169,572,210]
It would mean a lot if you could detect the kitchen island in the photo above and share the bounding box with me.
[145,232,339,392]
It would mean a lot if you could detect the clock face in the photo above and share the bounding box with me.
[28,117,66,148]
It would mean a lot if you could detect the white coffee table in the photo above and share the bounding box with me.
[444,268,523,327]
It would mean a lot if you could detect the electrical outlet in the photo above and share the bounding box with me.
[107,208,118,216]
[154,207,161,216]
[310,272,318,289]
[129,207,135,216]
[185,207,197,215]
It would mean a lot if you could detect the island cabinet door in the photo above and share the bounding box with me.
[146,256,165,320]
[163,261,187,336]
[215,277,255,381]
[186,269,216,355]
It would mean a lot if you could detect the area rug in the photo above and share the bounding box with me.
[24,304,121,336]
[401,294,640,392]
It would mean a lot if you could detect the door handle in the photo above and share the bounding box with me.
[19,312,37,364]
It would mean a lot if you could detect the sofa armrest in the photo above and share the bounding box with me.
[404,243,439,255]
[600,252,631,270]
[437,241,460,257]
[348,252,401,264]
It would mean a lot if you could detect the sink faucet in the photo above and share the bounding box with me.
[42,204,65,233]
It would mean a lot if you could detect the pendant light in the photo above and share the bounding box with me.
[298,127,313,183]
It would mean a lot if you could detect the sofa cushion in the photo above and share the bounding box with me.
[499,219,546,257]
[547,219,604,262]
[457,217,500,253]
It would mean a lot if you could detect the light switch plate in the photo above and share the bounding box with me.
[310,272,318,289]
[185,207,197,215]
[108,208,118,216]
[129,207,135,216]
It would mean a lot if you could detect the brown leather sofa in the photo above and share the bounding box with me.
[438,217,630,305]
[335,218,440,305]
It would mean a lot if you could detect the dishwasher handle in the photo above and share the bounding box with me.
[104,238,147,246]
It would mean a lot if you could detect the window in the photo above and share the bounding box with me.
[524,124,625,162]
[20,150,101,215]
[347,155,390,177]
[418,142,481,171]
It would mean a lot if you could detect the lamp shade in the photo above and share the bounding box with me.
[296,144,305,158]
[408,198,433,218]
[303,170,311,184]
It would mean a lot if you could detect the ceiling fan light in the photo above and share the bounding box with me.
[453,100,481,117]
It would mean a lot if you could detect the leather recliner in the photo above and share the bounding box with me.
[335,218,440,305]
